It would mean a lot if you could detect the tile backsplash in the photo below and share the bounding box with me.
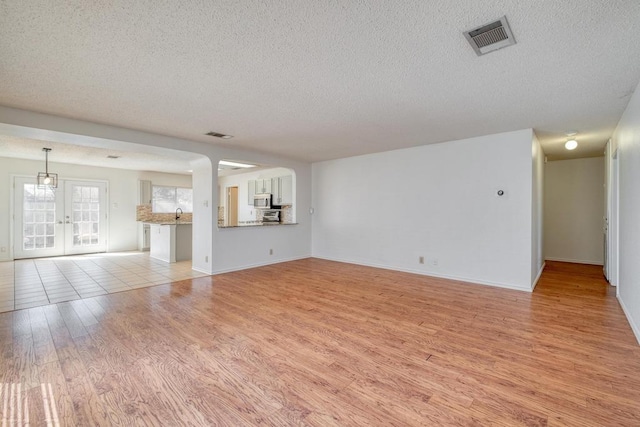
[281,205,293,223]
[137,204,292,225]
[255,206,293,223]
[136,204,193,223]
[218,206,224,226]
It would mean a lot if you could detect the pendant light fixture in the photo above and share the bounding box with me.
[37,147,58,188]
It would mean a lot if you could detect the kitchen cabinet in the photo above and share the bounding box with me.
[248,179,272,205]
[255,179,271,194]
[149,223,192,263]
[137,223,150,251]
[248,180,255,205]
[271,175,293,205]
[139,180,152,204]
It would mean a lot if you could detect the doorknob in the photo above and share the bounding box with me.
[57,220,63,224]
[65,220,72,224]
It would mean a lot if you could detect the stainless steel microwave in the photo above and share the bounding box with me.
[254,194,271,209]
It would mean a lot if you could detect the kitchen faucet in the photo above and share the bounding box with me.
[175,207,183,221]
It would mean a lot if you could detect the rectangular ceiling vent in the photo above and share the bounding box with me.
[206,131,233,139]
[464,16,516,56]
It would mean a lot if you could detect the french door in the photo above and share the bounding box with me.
[14,177,108,259]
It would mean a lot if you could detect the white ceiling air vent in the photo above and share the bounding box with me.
[206,131,233,139]
[464,16,516,56]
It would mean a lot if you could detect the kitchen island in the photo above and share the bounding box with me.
[148,222,192,263]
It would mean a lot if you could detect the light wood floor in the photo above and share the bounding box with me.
[1,259,639,426]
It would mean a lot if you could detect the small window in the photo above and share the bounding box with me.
[152,186,193,213]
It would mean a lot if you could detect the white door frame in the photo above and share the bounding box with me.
[63,180,109,255]
[13,176,65,258]
[605,142,620,288]
[10,175,109,259]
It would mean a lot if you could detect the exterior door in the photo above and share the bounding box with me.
[63,180,108,255]
[14,177,108,259]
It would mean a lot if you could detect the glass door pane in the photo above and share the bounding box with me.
[23,183,56,250]
[13,177,64,259]
[64,181,107,255]
[14,178,108,259]
[71,185,100,248]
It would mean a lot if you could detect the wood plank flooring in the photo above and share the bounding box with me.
[1,259,639,426]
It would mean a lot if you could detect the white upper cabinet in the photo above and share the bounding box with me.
[271,175,293,205]
[280,175,293,205]
[139,180,152,204]
[255,179,271,194]
[248,180,256,205]
[248,179,272,205]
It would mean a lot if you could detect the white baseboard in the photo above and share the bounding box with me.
[211,255,311,275]
[545,257,603,266]
[312,255,532,293]
[618,296,640,346]
[531,262,546,291]
[191,266,213,275]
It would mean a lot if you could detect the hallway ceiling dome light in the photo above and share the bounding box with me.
[565,139,578,150]
[37,147,58,188]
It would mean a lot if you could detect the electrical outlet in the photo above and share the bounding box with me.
[419,256,424,264]
[269,249,273,255]
[205,255,209,263]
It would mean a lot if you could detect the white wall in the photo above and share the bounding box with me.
[191,158,213,273]
[544,157,604,265]
[531,134,545,285]
[211,158,311,273]
[0,156,192,261]
[312,129,536,291]
[613,79,640,344]
[218,167,294,224]
[0,106,313,274]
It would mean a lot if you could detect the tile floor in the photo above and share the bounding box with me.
[0,251,208,313]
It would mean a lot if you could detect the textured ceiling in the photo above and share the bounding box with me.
[0,136,200,174]
[1,1,639,162]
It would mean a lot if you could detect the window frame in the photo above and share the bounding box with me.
[151,185,193,213]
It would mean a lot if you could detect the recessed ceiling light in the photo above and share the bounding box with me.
[206,131,233,139]
[219,160,256,168]
[565,139,578,150]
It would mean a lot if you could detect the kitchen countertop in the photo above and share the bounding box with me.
[144,221,193,225]
[218,223,298,229]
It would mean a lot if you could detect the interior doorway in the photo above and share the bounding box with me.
[227,186,238,227]
[604,141,619,286]
[13,177,108,259]
[543,157,605,267]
